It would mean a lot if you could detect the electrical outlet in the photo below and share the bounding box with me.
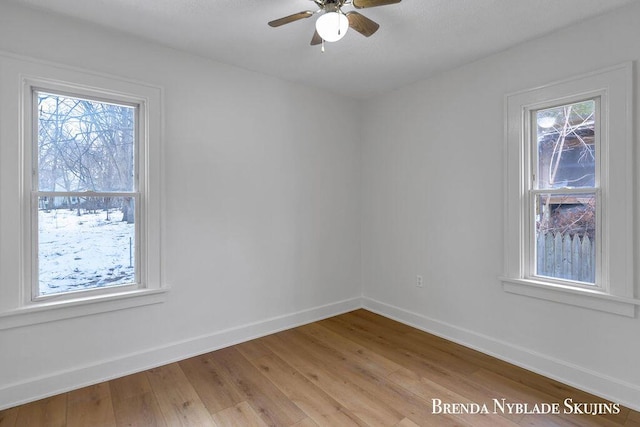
[416,275,424,288]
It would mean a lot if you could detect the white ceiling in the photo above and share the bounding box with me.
[9,0,636,98]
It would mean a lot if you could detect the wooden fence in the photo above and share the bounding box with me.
[536,232,595,283]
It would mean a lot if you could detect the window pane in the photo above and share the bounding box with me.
[534,193,595,284]
[536,100,595,189]
[37,92,135,192]
[38,196,136,296]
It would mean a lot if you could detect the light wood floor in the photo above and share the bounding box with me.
[1,309,638,426]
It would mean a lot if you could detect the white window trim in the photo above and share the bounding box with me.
[501,62,638,317]
[0,52,167,330]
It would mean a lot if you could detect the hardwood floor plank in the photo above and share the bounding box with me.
[626,410,640,426]
[179,354,244,414]
[204,346,306,426]
[66,383,116,427]
[520,411,627,427]
[111,392,166,427]
[14,394,66,427]
[262,330,404,426]
[109,372,154,402]
[235,338,274,361]
[0,406,18,426]
[251,352,369,426]
[14,396,64,427]
[394,418,422,427]
[291,417,319,427]
[350,310,419,335]
[517,414,581,426]
[109,373,165,427]
[298,322,404,377]
[146,363,217,426]
[210,401,269,427]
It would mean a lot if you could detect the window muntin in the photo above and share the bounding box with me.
[33,91,140,298]
[529,99,599,287]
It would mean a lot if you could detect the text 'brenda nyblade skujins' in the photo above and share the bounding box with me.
[431,398,621,416]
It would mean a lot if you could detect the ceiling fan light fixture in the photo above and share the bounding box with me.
[315,11,349,42]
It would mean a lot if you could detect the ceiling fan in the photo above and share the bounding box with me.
[268,0,401,49]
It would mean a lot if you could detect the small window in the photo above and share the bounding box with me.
[502,63,638,317]
[33,91,141,299]
[530,99,598,286]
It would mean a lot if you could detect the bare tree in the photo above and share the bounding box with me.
[536,100,595,238]
[37,93,135,221]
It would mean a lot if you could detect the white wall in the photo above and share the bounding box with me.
[0,2,362,408]
[361,3,640,409]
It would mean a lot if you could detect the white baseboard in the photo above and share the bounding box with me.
[0,297,363,411]
[362,297,640,412]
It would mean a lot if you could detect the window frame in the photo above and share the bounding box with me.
[0,52,166,329]
[501,62,638,317]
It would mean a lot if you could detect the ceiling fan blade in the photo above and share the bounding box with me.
[346,12,380,37]
[352,0,401,9]
[310,30,323,45]
[268,11,314,27]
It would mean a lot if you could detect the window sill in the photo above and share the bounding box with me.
[501,277,638,317]
[0,287,168,330]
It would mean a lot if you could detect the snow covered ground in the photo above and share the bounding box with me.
[38,208,135,295]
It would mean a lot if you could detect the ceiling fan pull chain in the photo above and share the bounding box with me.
[321,39,325,52]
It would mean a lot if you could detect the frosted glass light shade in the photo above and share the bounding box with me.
[316,12,349,42]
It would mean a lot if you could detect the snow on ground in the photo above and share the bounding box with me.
[38,208,135,295]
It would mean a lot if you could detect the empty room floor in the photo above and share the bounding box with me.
[1,310,638,426]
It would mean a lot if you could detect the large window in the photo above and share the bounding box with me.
[34,91,139,298]
[503,63,638,317]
